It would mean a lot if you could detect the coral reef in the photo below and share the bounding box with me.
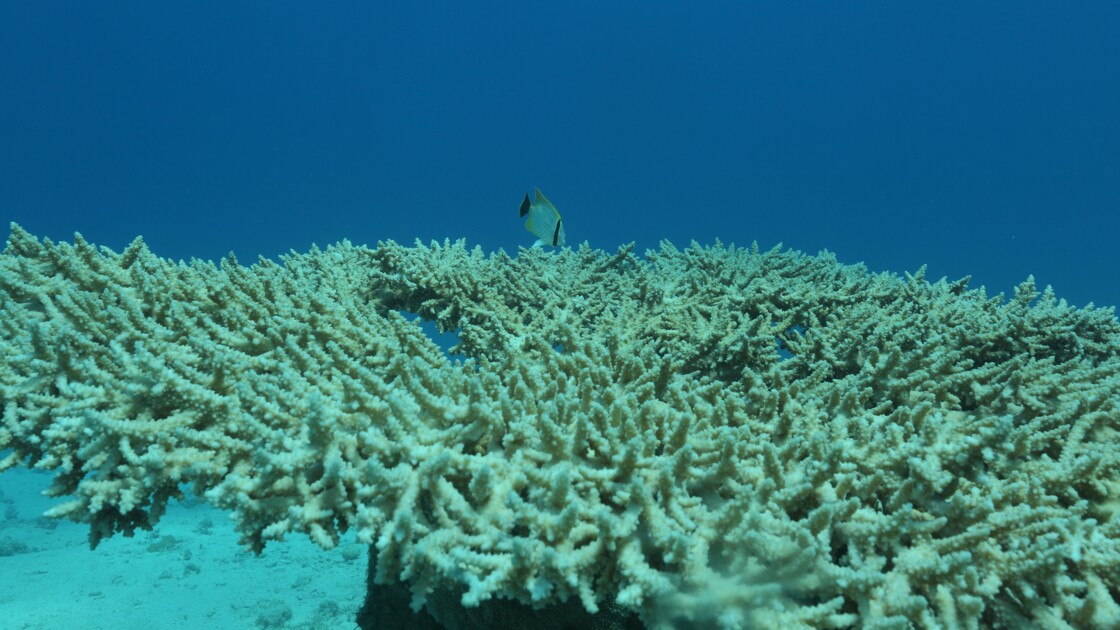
[2,223,1118,628]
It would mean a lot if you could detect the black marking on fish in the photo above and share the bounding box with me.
[520,193,531,217]
[552,219,562,246]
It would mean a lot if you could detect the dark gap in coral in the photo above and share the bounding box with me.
[1106,582,1120,611]
[776,325,806,362]
[397,309,467,361]
[447,474,471,501]
[829,527,847,566]
[775,336,794,361]
[784,498,814,523]
[836,595,860,619]
[417,492,436,525]
[881,552,894,572]
[304,462,325,485]
[598,493,622,512]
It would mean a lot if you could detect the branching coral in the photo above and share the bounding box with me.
[2,223,1118,629]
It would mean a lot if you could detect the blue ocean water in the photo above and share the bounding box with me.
[1,3,1117,308]
[1,3,1119,628]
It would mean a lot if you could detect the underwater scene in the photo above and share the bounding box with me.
[2,3,1119,629]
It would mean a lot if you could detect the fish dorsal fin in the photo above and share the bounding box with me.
[519,193,532,217]
[534,188,560,217]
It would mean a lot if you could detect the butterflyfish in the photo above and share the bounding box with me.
[519,188,566,247]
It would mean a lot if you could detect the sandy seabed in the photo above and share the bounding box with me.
[0,467,366,630]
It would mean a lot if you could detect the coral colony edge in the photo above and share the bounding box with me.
[1,223,1118,629]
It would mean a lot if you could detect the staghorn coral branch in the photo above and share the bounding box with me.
[2,223,1119,629]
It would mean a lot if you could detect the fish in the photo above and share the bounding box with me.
[519,188,566,247]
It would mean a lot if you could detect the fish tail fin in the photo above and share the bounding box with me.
[519,193,532,217]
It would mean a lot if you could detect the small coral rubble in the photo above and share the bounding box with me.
[1,223,1118,629]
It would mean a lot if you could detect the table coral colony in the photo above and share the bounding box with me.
[1,223,1118,629]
